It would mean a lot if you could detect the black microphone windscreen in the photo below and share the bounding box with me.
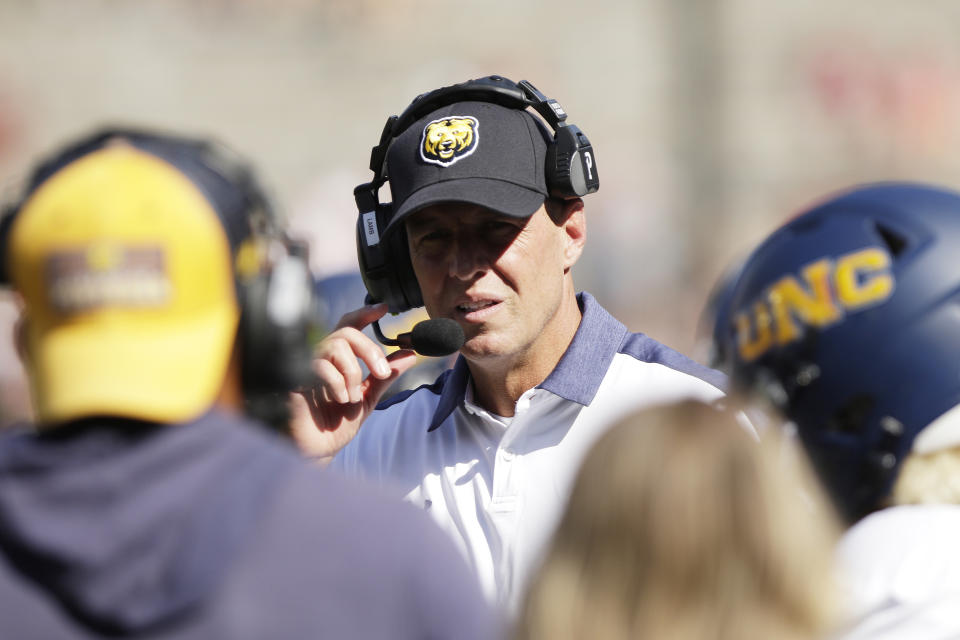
[409,318,465,357]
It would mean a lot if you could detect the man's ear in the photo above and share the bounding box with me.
[558,198,586,269]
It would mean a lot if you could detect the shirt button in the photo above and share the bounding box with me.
[500,449,515,462]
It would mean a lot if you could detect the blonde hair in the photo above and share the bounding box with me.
[514,400,840,640]
[891,446,960,506]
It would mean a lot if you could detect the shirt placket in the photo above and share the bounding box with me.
[488,389,538,600]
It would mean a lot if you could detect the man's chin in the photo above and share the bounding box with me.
[460,334,511,363]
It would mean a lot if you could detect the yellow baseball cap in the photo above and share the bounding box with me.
[7,143,239,425]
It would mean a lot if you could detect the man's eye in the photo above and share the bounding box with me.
[485,221,517,233]
[419,230,449,243]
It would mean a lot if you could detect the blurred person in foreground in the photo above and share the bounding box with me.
[711,182,960,638]
[290,75,728,611]
[0,129,496,639]
[515,400,839,640]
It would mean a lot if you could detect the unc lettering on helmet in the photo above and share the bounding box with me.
[420,116,479,167]
[733,246,895,362]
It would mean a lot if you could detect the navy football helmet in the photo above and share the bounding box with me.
[712,183,960,522]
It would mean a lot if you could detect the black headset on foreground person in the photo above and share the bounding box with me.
[0,128,316,429]
[353,75,599,354]
[355,74,600,315]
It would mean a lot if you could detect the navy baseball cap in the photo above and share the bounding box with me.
[384,101,550,233]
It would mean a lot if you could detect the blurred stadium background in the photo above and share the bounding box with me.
[2,0,959,425]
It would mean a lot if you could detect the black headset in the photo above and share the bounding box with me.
[354,75,600,314]
[0,128,315,426]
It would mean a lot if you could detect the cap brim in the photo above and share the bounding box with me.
[386,178,546,234]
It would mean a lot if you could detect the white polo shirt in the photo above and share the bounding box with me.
[330,293,726,611]
[835,504,960,639]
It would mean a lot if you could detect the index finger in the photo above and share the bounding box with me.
[335,302,390,331]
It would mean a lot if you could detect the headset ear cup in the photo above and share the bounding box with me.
[238,269,296,433]
[239,254,315,394]
[239,272,270,392]
[356,204,394,308]
[356,204,422,313]
[545,125,599,198]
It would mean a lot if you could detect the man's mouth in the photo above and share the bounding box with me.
[456,300,497,312]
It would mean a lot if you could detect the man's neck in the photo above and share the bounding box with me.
[466,292,582,417]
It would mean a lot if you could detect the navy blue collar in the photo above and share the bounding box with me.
[427,292,627,431]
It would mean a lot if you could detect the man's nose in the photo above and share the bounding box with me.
[449,239,486,280]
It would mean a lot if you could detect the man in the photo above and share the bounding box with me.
[710,182,960,638]
[290,76,726,610]
[0,129,496,638]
